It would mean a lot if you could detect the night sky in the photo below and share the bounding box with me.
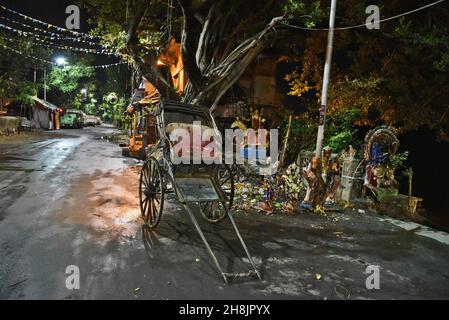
[0,0,93,33]
[0,0,116,65]
[0,0,126,92]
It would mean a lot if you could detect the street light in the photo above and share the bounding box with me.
[55,57,67,66]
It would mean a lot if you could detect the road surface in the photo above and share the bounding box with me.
[0,126,448,299]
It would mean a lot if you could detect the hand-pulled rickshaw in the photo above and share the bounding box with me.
[139,100,261,283]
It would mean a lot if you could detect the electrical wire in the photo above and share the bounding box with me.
[281,0,447,31]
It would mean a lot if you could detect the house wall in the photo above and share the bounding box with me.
[32,106,50,129]
[32,98,60,130]
[222,54,290,127]
[239,54,287,108]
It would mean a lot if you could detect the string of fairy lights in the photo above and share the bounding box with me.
[0,15,102,45]
[0,34,118,56]
[3,1,445,66]
[0,23,118,56]
[0,4,124,69]
[0,4,99,40]
[0,43,124,69]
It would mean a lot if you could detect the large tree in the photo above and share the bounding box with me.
[284,0,449,141]
[81,0,449,140]
[81,0,297,109]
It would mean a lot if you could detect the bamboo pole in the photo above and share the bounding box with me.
[280,114,293,166]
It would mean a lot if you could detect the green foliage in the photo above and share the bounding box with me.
[283,0,449,141]
[80,0,167,61]
[283,0,305,18]
[326,130,355,152]
[98,67,129,99]
[283,0,324,27]
[46,58,103,115]
[278,114,315,163]
[390,151,409,169]
[279,105,362,155]
[100,92,128,127]
[48,63,94,94]
[0,32,50,103]
[324,108,362,153]
[394,21,449,72]
[80,0,449,141]
[84,100,98,115]
[0,79,38,105]
[0,26,125,120]
[14,82,38,105]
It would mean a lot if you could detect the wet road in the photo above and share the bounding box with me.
[0,126,448,299]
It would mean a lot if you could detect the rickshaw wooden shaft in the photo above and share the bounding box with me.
[183,202,261,284]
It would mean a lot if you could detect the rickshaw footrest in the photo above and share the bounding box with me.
[222,270,261,283]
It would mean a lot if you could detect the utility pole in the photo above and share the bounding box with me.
[312,0,337,208]
[315,0,337,157]
[44,66,47,102]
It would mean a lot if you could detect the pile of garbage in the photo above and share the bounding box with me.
[234,163,305,214]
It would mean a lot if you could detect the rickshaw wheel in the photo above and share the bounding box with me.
[139,157,164,229]
[200,165,234,223]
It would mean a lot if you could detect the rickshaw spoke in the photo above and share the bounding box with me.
[148,198,154,224]
[143,165,150,187]
[151,200,158,219]
[148,162,154,187]
[142,198,149,220]
[141,194,148,206]
[147,161,153,184]
[221,176,231,185]
[151,161,157,183]
[140,157,164,229]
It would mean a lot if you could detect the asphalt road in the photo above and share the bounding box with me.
[0,126,448,300]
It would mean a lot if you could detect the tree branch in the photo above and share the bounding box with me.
[195,16,285,109]
[177,0,205,95]
[221,0,277,59]
[125,0,180,101]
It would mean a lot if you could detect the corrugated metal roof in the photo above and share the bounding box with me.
[32,97,59,111]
